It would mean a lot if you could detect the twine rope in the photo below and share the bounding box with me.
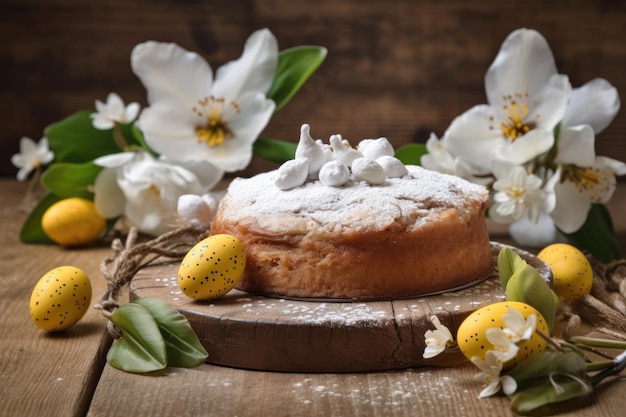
[559,258,626,341]
[94,225,208,338]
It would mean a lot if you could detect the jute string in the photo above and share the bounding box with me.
[94,225,208,339]
[557,259,626,342]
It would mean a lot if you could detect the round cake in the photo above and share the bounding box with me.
[211,159,492,300]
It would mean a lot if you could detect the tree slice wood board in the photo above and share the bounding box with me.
[130,242,551,373]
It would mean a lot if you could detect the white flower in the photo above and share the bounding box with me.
[502,308,536,341]
[93,151,223,235]
[546,79,626,233]
[423,315,454,359]
[421,133,467,176]
[445,28,570,170]
[490,164,554,224]
[90,92,140,130]
[485,329,520,364]
[131,29,278,172]
[11,136,54,181]
[471,350,518,398]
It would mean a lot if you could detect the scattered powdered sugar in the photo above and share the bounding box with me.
[288,369,463,410]
[220,165,488,233]
[240,299,389,326]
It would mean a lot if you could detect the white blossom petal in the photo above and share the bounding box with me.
[495,128,554,165]
[131,42,213,107]
[509,212,560,248]
[563,78,620,134]
[444,105,503,168]
[212,28,278,99]
[93,167,126,218]
[556,125,595,166]
[551,180,592,233]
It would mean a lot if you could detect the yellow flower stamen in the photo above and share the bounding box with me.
[562,164,614,203]
[192,96,240,147]
[495,93,539,141]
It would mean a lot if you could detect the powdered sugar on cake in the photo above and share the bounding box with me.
[222,164,487,233]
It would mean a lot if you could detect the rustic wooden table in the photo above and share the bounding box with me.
[1,178,625,417]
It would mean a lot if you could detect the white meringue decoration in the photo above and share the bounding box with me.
[377,155,409,178]
[352,157,387,185]
[316,139,335,165]
[319,160,350,187]
[330,134,362,168]
[275,158,309,190]
[177,193,220,227]
[357,137,395,160]
[295,124,326,178]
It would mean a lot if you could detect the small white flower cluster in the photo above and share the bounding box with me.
[11,137,54,182]
[421,29,626,247]
[423,315,454,359]
[470,307,537,398]
[422,307,537,398]
[275,124,408,190]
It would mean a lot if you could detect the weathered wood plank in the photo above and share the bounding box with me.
[86,360,624,417]
[2,0,626,177]
[0,181,112,417]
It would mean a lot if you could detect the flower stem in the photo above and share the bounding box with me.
[570,336,626,350]
[113,122,129,151]
[589,350,626,385]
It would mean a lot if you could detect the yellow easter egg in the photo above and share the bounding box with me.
[537,243,593,302]
[29,266,92,332]
[42,198,106,246]
[178,234,246,300]
[457,301,548,370]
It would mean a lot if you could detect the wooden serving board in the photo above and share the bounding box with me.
[130,242,551,373]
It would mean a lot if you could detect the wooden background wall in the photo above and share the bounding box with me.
[2,0,626,178]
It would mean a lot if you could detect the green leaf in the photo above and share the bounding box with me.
[394,143,427,165]
[45,110,122,163]
[107,303,167,373]
[45,110,142,163]
[561,203,622,263]
[497,246,527,290]
[508,349,587,392]
[134,298,208,368]
[505,263,559,332]
[267,45,327,111]
[507,349,591,414]
[510,375,592,415]
[40,161,103,199]
[19,192,60,244]
[253,138,297,164]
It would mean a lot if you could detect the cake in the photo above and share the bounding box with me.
[210,125,492,300]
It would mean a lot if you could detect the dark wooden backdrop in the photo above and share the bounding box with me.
[2,0,626,178]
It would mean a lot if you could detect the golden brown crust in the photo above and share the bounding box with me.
[211,166,492,300]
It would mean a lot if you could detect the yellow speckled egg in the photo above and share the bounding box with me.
[457,301,548,370]
[178,234,246,300]
[537,243,593,302]
[29,266,92,332]
[42,197,106,246]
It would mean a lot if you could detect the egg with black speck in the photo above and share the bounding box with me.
[178,234,246,300]
[537,243,593,302]
[29,266,92,332]
[456,301,548,370]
